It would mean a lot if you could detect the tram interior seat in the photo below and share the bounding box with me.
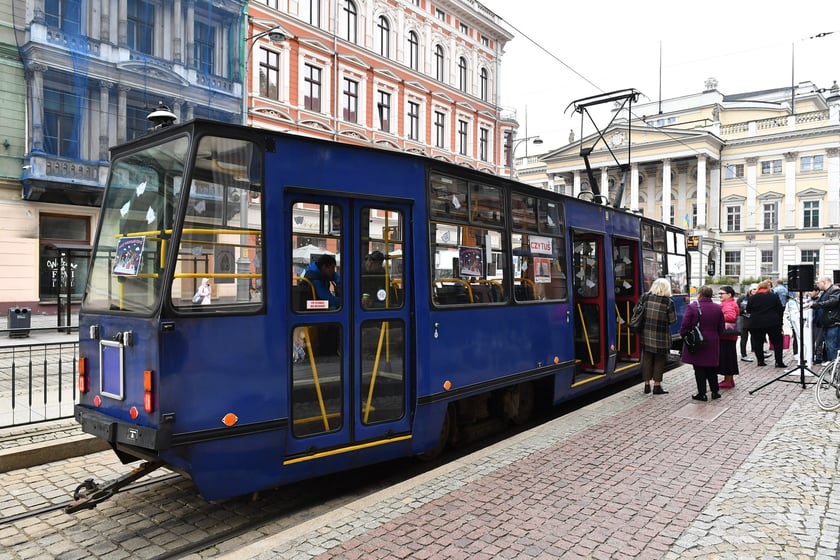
[435,283,471,305]
[469,282,502,303]
[294,277,316,311]
[514,283,535,301]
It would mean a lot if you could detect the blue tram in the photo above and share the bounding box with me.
[71,119,688,505]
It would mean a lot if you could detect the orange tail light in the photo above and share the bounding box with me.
[143,370,154,413]
[78,357,88,393]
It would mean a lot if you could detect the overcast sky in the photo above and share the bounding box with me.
[479,0,840,150]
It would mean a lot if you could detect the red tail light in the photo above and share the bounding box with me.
[78,357,88,393]
[143,370,154,413]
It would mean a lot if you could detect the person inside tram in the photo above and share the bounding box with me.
[303,254,341,309]
[361,250,387,308]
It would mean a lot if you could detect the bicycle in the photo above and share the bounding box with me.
[815,351,840,411]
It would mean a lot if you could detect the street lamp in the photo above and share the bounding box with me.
[509,136,543,179]
[241,22,290,126]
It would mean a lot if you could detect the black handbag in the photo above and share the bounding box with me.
[683,302,706,353]
[722,315,742,337]
[628,293,648,332]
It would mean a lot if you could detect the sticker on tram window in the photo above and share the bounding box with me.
[112,236,145,277]
[307,300,330,310]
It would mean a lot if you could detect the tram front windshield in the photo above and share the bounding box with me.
[83,135,190,314]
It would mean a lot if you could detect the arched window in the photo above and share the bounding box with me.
[342,0,357,43]
[434,44,444,81]
[479,67,488,101]
[377,16,390,58]
[408,31,419,70]
[458,57,467,92]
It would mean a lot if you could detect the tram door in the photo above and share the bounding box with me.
[613,237,642,363]
[287,196,412,457]
[571,232,609,379]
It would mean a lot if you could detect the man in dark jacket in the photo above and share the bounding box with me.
[811,276,840,363]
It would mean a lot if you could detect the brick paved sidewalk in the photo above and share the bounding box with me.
[219,351,838,559]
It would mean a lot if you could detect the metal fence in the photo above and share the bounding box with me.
[0,333,79,428]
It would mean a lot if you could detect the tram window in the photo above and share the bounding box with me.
[291,202,342,311]
[470,182,504,227]
[360,207,403,310]
[430,223,506,306]
[652,225,666,252]
[360,320,405,424]
[641,223,654,250]
[573,240,600,298]
[512,232,567,302]
[172,136,263,311]
[290,323,344,437]
[429,173,468,221]
[510,193,538,232]
[538,200,563,236]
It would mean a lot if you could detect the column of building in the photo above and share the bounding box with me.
[27,64,45,152]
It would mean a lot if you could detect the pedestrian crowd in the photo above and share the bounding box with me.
[635,275,838,401]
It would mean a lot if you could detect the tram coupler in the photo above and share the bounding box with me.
[65,460,165,513]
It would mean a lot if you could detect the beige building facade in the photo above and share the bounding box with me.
[525,79,840,288]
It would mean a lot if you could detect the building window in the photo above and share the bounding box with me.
[479,127,488,161]
[669,206,675,226]
[45,0,81,33]
[39,214,90,302]
[342,0,357,43]
[479,68,488,101]
[377,91,391,132]
[457,119,468,156]
[408,31,419,71]
[436,8,446,21]
[126,103,150,141]
[803,200,820,228]
[43,87,79,158]
[801,155,824,172]
[763,202,778,230]
[434,44,444,81]
[726,206,741,232]
[258,48,280,100]
[407,101,419,141]
[304,64,322,112]
[724,251,741,277]
[801,249,820,276]
[307,0,320,26]
[481,36,489,47]
[760,250,774,277]
[127,0,155,55]
[194,21,215,75]
[458,57,468,92]
[434,111,445,148]
[761,159,782,175]
[459,22,469,34]
[503,131,512,168]
[258,0,278,7]
[691,203,697,229]
[724,164,744,180]
[377,16,390,58]
[342,78,358,123]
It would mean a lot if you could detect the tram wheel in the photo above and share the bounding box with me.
[505,382,535,426]
[419,404,453,461]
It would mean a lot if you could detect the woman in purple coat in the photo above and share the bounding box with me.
[680,285,725,401]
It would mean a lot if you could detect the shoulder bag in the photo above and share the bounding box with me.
[683,302,706,353]
[628,293,649,332]
[722,314,742,337]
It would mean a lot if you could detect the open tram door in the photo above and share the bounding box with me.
[286,195,413,461]
[613,236,642,365]
[571,231,612,382]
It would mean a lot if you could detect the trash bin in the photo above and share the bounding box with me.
[8,307,31,338]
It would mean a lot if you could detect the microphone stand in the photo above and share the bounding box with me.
[749,291,814,394]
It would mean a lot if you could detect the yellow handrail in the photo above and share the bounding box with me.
[295,277,328,430]
[577,303,595,365]
[514,278,537,300]
[363,321,389,423]
[435,278,474,303]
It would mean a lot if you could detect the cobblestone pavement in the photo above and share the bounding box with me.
[216,353,840,560]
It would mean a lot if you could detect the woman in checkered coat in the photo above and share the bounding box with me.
[640,278,677,395]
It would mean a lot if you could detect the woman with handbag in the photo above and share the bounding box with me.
[746,279,785,367]
[718,285,740,388]
[680,285,725,401]
[639,278,677,395]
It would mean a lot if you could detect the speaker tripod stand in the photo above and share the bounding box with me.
[749,291,814,394]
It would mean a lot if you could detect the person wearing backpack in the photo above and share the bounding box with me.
[639,278,677,395]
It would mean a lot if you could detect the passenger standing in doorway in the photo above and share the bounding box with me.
[639,278,677,395]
